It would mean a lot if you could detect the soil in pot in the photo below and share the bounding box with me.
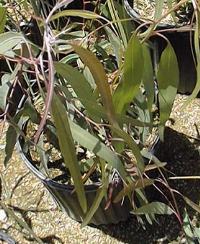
[17,120,132,225]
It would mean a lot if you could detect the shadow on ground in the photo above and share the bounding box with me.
[93,127,200,244]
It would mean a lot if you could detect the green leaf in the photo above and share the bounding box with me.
[113,0,133,42]
[51,93,87,213]
[0,7,6,34]
[81,183,108,227]
[157,43,179,140]
[72,44,117,125]
[54,62,102,118]
[104,26,123,66]
[107,0,127,47]
[183,210,194,239]
[113,34,144,114]
[69,119,127,180]
[142,44,154,112]
[0,32,25,55]
[184,196,200,214]
[50,10,102,22]
[114,179,154,203]
[0,74,11,111]
[4,125,17,167]
[133,202,174,215]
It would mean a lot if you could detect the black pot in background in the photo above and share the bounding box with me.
[151,30,197,95]
[17,135,131,226]
[124,0,198,96]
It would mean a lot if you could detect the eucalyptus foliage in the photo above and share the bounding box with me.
[0,0,198,227]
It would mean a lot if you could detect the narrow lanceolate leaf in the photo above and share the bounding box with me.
[51,93,87,213]
[50,10,102,22]
[54,62,102,118]
[4,125,17,166]
[142,44,154,113]
[0,7,6,34]
[0,74,11,111]
[157,43,179,140]
[107,0,127,47]
[81,182,108,227]
[113,34,144,114]
[69,119,127,180]
[0,32,24,55]
[104,26,123,66]
[72,45,117,125]
[184,196,200,214]
[133,202,174,215]
[114,179,154,203]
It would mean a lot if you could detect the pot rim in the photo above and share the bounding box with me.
[17,137,102,192]
[123,0,186,30]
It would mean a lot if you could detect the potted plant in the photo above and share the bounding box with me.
[124,0,199,96]
[0,0,180,227]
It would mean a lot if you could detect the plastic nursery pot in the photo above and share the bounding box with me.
[17,135,131,226]
[123,0,198,95]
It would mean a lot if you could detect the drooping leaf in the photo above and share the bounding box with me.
[81,183,108,227]
[107,0,127,47]
[54,62,102,119]
[0,7,6,34]
[72,44,117,125]
[0,74,11,111]
[142,44,154,113]
[184,196,200,214]
[4,125,17,167]
[69,119,127,180]
[114,179,154,203]
[113,0,133,42]
[50,10,103,22]
[51,93,87,213]
[0,32,25,55]
[133,202,174,215]
[157,43,179,140]
[113,34,144,114]
[183,210,194,240]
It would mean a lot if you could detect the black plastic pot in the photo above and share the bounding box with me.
[17,135,131,226]
[124,0,198,95]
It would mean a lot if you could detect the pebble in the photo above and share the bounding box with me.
[0,209,7,222]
